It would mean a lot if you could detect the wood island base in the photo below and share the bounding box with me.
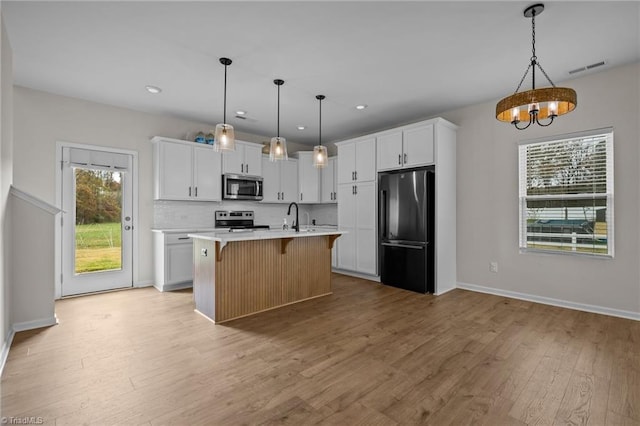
[192,234,338,323]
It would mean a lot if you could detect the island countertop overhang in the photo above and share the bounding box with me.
[188,229,344,244]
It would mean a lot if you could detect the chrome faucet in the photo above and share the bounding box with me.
[287,202,300,232]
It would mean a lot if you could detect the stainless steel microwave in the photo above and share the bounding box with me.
[222,174,263,201]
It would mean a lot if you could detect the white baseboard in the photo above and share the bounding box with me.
[435,285,456,296]
[12,315,59,332]
[153,282,193,292]
[457,282,640,321]
[332,269,381,282]
[0,327,15,377]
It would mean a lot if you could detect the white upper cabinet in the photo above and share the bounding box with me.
[222,141,263,177]
[193,145,222,200]
[261,156,298,203]
[377,123,434,171]
[152,137,222,201]
[295,152,320,204]
[337,137,376,184]
[321,157,337,203]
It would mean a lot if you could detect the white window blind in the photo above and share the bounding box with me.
[518,128,614,257]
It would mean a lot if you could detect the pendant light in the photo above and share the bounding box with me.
[495,3,577,130]
[269,79,288,161]
[214,57,236,151]
[313,95,328,168]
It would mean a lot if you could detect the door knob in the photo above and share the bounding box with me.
[124,225,132,231]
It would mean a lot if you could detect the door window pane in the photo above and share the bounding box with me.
[74,168,123,273]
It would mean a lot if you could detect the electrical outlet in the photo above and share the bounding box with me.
[489,261,498,273]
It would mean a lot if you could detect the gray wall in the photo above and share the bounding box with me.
[0,9,14,366]
[441,62,640,317]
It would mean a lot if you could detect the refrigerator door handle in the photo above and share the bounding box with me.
[381,242,426,250]
[380,190,387,239]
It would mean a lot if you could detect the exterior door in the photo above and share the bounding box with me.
[61,146,134,296]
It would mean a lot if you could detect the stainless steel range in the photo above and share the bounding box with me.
[215,211,270,231]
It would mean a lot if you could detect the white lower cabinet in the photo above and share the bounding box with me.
[336,181,377,275]
[153,232,194,291]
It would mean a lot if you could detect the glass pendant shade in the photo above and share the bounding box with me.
[214,123,235,152]
[214,57,236,151]
[269,136,288,161]
[269,79,288,161]
[313,145,328,168]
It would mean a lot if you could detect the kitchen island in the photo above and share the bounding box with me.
[188,229,342,323]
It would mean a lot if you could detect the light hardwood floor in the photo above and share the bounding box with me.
[1,273,639,425]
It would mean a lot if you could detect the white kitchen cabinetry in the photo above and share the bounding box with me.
[335,136,377,277]
[337,137,376,184]
[153,231,194,292]
[321,157,337,203]
[337,181,377,275]
[295,152,320,204]
[377,123,434,171]
[152,137,221,201]
[349,117,457,294]
[222,141,263,176]
[261,155,298,203]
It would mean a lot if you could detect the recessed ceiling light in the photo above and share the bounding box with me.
[236,110,246,115]
[355,104,367,110]
[145,85,162,94]
[297,125,306,130]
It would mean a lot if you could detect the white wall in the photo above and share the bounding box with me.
[0,9,14,369]
[12,86,328,285]
[442,62,640,318]
[10,191,57,330]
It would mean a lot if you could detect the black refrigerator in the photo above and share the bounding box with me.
[378,167,435,293]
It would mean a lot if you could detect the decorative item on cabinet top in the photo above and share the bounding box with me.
[185,132,215,145]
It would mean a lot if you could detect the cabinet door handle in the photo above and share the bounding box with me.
[282,192,285,200]
[188,186,192,197]
[398,154,401,165]
[241,163,244,173]
[195,187,198,197]
[246,164,249,174]
[404,153,407,164]
[355,185,358,195]
[300,193,303,201]
[178,237,190,240]
[279,192,281,200]
[355,171,358,180]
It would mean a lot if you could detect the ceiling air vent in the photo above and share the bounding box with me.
[569,60,606,75]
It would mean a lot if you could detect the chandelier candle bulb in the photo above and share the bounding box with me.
[528,102,539,114]
[548,101,558,117]
[511,107,520,123]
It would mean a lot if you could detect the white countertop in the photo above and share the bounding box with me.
[152,228,218,233]
[188,228,344,244]
[153,225,337,234]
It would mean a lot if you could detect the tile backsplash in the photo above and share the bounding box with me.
[153,200,337,229]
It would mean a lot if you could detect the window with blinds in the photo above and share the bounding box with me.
[518,128,614,257]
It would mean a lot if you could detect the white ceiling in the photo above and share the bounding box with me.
[3,1,639,145]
